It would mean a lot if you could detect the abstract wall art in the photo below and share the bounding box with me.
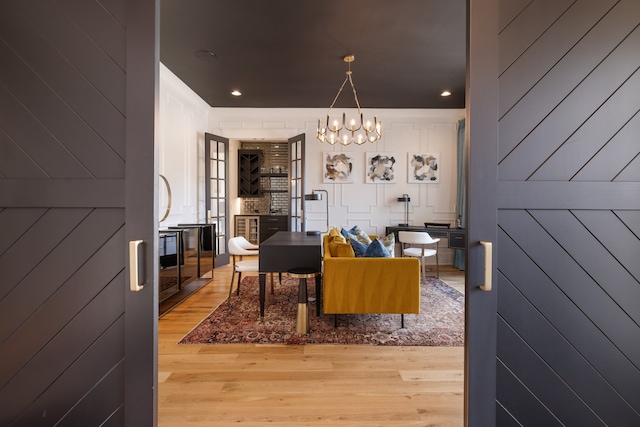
[408,153,439,183]
[366,152,397,183]
[323,152,354,183]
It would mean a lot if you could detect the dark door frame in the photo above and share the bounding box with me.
[464,0,499,424]
[125,0,159,423]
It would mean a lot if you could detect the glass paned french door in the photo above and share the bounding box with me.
[205,133,230,266]
[288,134,305,231]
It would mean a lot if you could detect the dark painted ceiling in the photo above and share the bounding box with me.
[160,0,466,109]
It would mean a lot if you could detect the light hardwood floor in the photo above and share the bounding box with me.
[158,262,465,426]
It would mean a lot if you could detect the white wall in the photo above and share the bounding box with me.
[159,64,465,263]
[158,64,210,226]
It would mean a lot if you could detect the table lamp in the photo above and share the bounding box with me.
[397,194,410,226]
[304,189,329,234]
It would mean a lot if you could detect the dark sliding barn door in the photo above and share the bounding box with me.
[467,0,640,425]
[0,0,157,425]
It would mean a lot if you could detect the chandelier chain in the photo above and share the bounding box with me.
[326,60,363,115]
[347,73,364,113]
[326,74,350,113]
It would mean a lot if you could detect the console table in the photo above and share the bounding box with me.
[159,223,216,317]
[385,225,466,249]
[168,223,216,277]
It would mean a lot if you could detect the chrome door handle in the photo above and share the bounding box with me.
[479,240,492,292]
[129,240,144,292]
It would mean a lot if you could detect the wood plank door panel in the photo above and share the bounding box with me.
[0,0,157,424]
[467,0,640,425]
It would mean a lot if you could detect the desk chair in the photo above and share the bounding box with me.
[398,231,440,278]
[228,236,275,302]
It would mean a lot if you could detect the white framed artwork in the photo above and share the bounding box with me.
[408,153,439,183]
[323,152,354,183]
[365,152,397,183]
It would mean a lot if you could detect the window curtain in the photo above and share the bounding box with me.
[453,118,466,270]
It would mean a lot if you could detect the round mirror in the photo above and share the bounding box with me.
[159,174,172,223]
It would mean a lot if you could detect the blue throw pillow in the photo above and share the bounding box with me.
[341,225,358,239]
[364,238,391,258]
[352,227,372,245]
[348,234,369,257]
[378,232,395,257]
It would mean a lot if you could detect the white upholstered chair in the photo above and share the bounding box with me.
[227,236,274,302]
[398,231,440,278]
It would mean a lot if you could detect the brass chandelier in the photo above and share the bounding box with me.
[316,55,382,145]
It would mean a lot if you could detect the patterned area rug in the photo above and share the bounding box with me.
[179,275,464,346]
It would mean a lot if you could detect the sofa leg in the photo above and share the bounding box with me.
[334,314,338,327]
[401,314,405,329]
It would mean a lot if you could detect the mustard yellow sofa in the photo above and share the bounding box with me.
[322,234,421,318]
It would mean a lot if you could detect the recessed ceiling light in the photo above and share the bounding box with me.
[441,90,452,97]
[231,90,242,96]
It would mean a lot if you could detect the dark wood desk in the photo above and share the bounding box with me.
[258,231,322,318]
[385,225,467,249]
